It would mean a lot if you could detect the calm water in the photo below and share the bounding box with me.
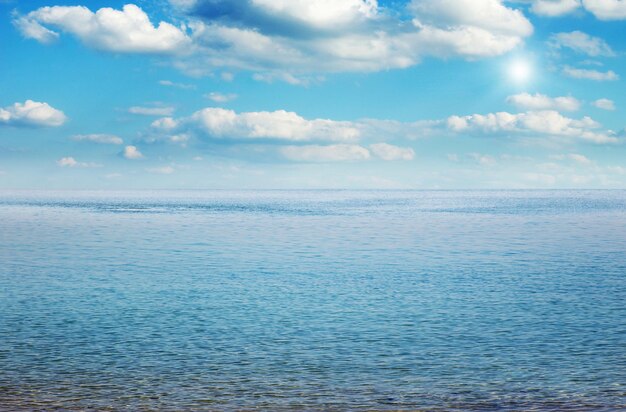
[0,190,625,411]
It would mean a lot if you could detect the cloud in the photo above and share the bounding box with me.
[15,4,191,54]
[146,166,175,174]
[506,92,581,111]
[530,0,581,16]
[582,0,626,19]
[205,92,238,103]
[123,145,144,159]
[563,66,619,81]
[468,152,497,166]
[592,98,616,110]
[0,100,66,127]
[159,80,196,89]
[13,13,59,44]
[71,134,123,144]
[447,110,618,143]
[280,144,370,162]
[549,31,615,57]
[369,143,415,160]
[56,156,101,168]
[154,107,361,142]
[17,1,536,79]
[128,106,175,116]
[528,0,626,19]
[550,153,592,164]
[171,0,533,77]
[409,0,533,37]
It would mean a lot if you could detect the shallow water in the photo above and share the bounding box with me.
[1,190,625,411]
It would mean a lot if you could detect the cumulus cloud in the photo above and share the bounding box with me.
[159,80,196,89]
[506,92,581,111]
[281,144,370,162]
[123,145,144,159]
[369,143,415,160]
[530,0,581,16]
[592,98,615,110]
[205,92,238,103]
[15,4,190,54]
[549,31,615,56]
[528,0,626,19]
[56,156,101,168]
[550,153,592,164]
[146,166,175,174]
[71,134,123,144]
[447,110,618,143]
[468,152,497,166]
[582,0,626,19]
[409,0,533,37]
[16,1,536,78]
[153,107,361,142]
[128,106,175,116]
[0,100,66,127]
[172,0,533,77]
[563,66,619,81]
[13,13,59,44]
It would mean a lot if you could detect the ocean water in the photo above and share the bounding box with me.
[0,190,624,411]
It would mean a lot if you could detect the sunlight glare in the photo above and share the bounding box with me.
[509,59,532,84]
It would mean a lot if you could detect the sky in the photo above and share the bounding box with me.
[1,0,625,189]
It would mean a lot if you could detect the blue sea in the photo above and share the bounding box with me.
[0,190,625,411]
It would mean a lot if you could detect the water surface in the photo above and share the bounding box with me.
[1,190,625,410]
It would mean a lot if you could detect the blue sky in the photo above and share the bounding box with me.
[1,0,625,189]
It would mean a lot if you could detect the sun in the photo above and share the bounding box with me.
[508,59,533,84]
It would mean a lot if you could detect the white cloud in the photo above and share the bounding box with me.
[549,31,614,56]
[0,100,66,127]
[17,1,537,78]
[410,0,533,37]
[563,66,619,81]
[128,106,175,116]
[506,92,581,111]
[607,166,626,175]
[71,134,123,144]
[173,0,533,77]
[448,110,617,143]
[251,0,378,28]
[369,143,415,160]
[468,152,497,166]
[151,117,179,130]
[205,92,238,103]
[221,72,235,82]
[281,144,370,162]
[57,157,77,167]
[123,145,144,159]
[162,108,361,142]
[531,0,581,16]
[15,4,190,54]
[146,166,175,174]
[550,153,592,164]
[568,153,592,164]
[13,14,59,44]
[582,0,626,19]
[592,98,615,110]
[527,0,626,19]
[159,80,196,90]
[56,156,101,168]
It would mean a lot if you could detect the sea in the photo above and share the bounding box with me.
[0,190,624,411]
